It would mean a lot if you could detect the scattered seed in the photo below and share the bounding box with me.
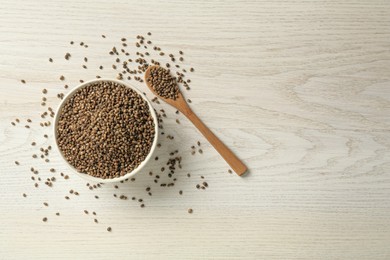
[13,33,205,225]
[42,217,47,222]
[107,227,112,232]
[188,208,193,214]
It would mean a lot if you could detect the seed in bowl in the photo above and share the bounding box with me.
[56,81,155,179]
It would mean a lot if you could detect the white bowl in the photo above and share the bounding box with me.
[53,78,159,183]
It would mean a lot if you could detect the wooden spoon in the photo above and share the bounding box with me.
[144,65,247,176]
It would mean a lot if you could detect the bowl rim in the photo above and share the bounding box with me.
[52,78,159,183]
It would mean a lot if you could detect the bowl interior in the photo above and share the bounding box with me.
[53,78,159,183]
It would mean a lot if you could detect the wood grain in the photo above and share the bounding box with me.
[0,0,390,259]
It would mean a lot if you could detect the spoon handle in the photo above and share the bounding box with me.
[183,108,247,176]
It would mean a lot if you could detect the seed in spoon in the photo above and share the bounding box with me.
[146,66,179,100]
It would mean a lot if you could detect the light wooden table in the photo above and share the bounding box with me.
[1,0,390,259]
